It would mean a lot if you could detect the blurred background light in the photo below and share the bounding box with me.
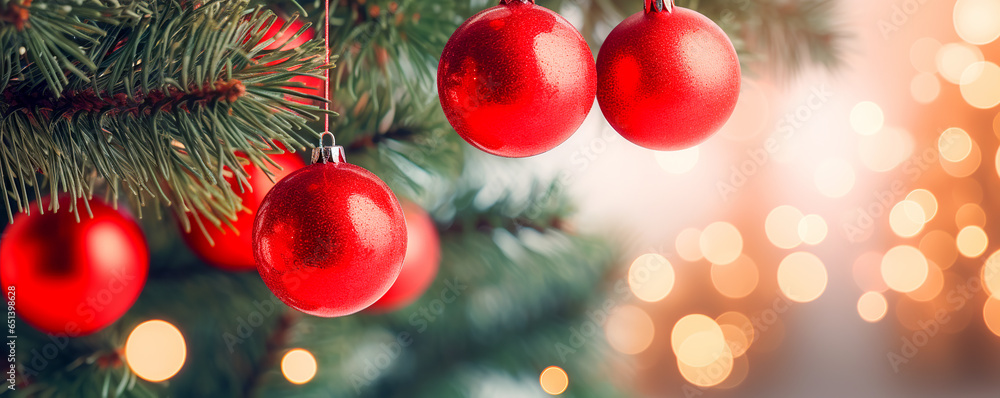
[797,214,828,245]
[676,228,704,262]
[850,101,884,135]
[857,292,888,323]
[777,252,828,303]
[766,205,804,249]
[700,222,743,265]
[125,320,187,383]
[629,253,675,303]
[881,246,929,293]
[539,366,569,395]
[605,306,655,355]
[281,349,317,385]
[953,0,1000,45]
[960,62,1000,109]
[672,314,727,367]
[936,42,983,84]
[956,225,988,257]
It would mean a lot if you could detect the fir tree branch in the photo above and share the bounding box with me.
[0,0,335,227]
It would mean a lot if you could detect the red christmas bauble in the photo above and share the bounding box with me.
[181,150,305,271]
[596,2,740,151]
[367,201,441,312]
[438,0,597,158]
[0,197,149,335]
[259,17,323,102]
[252,158,407,317]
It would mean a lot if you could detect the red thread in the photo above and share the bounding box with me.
[323,0,331,134]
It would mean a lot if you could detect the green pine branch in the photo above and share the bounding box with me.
[1,0,334,228]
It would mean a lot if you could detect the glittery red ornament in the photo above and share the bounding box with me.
[181,149,305,271]
[252,139,407,317]
[367,200,440,312]
[438,0,597,158]
[0,197,149,335]
[596,0,740,151]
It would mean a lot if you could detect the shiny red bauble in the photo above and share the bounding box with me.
[181,150,305,271]
[596,2,740,151]
[438,0,597,158]
[0,197,149,335]
[252,159,407,317]
[367,201,441,312]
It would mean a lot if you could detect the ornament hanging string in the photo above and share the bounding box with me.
[323,0,331,134]
[312,0,344,164]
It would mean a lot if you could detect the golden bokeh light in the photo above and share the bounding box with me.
[715,312,754,357]
[936,42,984,84]
[889,200,926,238]
[985,250,1000,297]
[777,252,828,303]
[907,261,944,302]
[984,297,1000,337]
[910,73,941,104]
[672,314,727,367]
[540,366,569,395]
[605,305,655,355]
[281,349,317,384]
[960,62,1000,109]
[857,292,888,323]
[942,138,982,178]
[957,225,989,257]
[910,37,942,73]
[996,145,1000,180]
[125,320,187,382]
[939,127,972,162]
[677,344,734,388]
[920,230,958,269]
[711,254,759,299]
[854,252,889,292]
[813,158,855,198]
[629,253,675,303]
[881,245,929,293]
[655,146,700,174]
[955,203,987,228]
[849,101,884,136]
[860,127,914,172]
[700,222,743,265]
[797,214,828,245]
[905,189,938,222]
[766,205,804,249]
[676,228,704,262]
[953,0,1000,45]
